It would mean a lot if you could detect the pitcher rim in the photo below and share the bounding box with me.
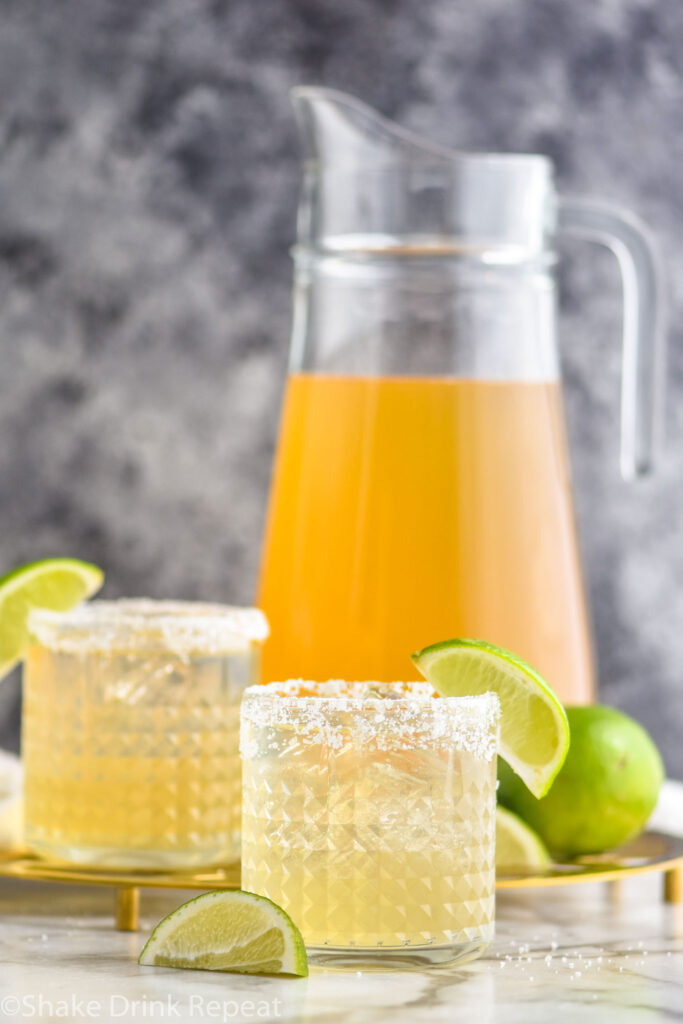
[291,85,554,171]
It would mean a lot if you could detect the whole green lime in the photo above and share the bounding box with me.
[497,705,664,857]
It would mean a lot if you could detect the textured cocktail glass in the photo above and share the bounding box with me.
[23,600,268,868]
[241,681,500,968]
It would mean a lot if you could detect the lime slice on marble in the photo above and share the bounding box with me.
[496,805,551,871]
[138,890,308,977]
[0,558,104,680]
[412,638,569,798]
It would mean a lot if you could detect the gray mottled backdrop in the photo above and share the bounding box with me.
[0,1,681,771]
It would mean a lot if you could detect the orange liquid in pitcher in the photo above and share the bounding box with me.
[258,374,593,703]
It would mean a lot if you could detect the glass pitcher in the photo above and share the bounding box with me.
[257,87,663,703]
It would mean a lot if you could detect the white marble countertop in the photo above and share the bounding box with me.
[0,784,681,1024]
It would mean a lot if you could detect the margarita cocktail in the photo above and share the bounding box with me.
[241,681,500,967]
[22,600,268,868]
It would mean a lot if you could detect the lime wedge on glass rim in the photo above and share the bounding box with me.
[412,638,569,798]
[0,558,104,680]
[139,890,308,977]
[495,805,551,870]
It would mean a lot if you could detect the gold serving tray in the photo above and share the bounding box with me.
[0,830,681,931]
[496,829,683,896]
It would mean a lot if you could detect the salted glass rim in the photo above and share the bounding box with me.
[241,682,500,758]
[27,598,269,654]
[242,679,500,706]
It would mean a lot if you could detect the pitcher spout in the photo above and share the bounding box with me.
[291,86,455,169]
[290,86,553,256]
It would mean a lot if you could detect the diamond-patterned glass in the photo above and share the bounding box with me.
[241,684,498,961]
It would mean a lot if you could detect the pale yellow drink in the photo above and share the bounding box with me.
[241,681,500,968]
[23,600,268,869]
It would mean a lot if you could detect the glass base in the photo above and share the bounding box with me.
[25,837,238,871]
[307,938,491,970]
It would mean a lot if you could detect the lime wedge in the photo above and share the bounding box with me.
[412,638,569,798]
[0,558,104,681]
[138,890,308,977]
[496,805,551,871]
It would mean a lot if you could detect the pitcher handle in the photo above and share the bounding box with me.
[558,197,665,479]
